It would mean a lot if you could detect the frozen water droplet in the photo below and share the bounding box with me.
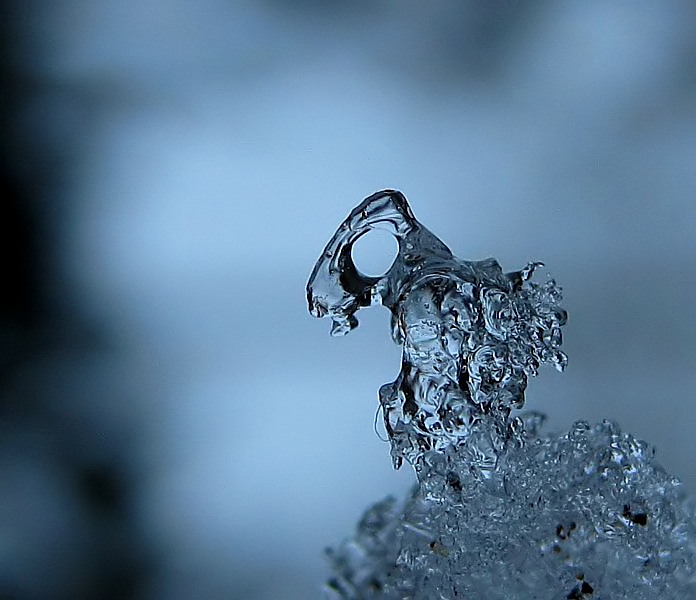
[308,190,566,468]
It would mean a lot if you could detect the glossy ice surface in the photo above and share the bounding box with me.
[307,191,695,598]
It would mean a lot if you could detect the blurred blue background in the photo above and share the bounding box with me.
[2,2,695,598]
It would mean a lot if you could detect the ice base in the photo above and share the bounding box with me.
[325,418,696,599]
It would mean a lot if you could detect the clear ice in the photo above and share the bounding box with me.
[307,190,696,599]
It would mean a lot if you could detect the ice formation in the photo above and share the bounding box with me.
[307,190,696,599]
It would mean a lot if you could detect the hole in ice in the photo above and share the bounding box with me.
[351,228,399,278]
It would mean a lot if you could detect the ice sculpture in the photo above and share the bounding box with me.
[307,190,696,599]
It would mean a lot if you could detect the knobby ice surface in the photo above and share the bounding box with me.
[307,191,696,599]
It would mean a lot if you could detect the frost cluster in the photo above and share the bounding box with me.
[307,190,696,598]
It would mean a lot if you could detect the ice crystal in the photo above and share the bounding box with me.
[307,190,696,598]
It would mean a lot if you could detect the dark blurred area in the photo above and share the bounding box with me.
[1,5,150,599]
[1,2,695,599]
